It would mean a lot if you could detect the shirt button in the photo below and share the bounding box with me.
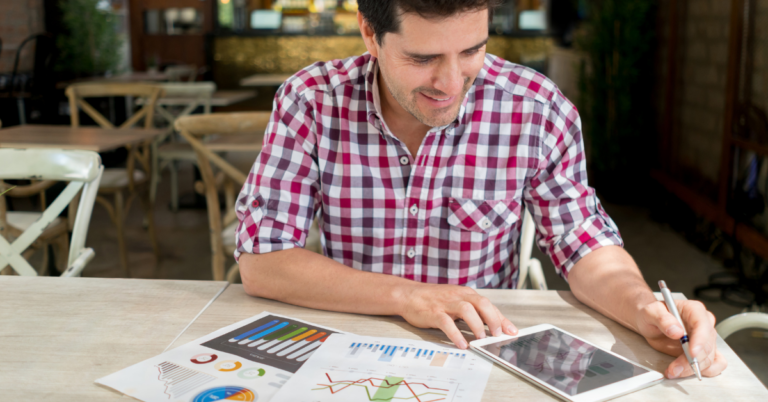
[251,199,260,208]
[480,218,492,229]
[407,248,416,258]
[409,204,418,216]
[399,156,409,165]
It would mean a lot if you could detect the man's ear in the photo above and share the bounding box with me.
[358,11,379,58]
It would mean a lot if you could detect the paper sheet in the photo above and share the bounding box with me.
[96,311,344,402]
[270,334,493,402]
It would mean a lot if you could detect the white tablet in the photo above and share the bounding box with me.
[470,324,664,402]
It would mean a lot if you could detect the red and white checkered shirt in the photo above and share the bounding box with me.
[235,53,622,288]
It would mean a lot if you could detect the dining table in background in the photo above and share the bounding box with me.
[239,73,293,87]
[0,124,165,152]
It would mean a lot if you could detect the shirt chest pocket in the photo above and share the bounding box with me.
[447,197,522,233]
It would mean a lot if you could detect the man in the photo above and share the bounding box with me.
[234,0,726,380]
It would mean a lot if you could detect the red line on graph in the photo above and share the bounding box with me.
[315,372,450,402]
[323,372,449,391]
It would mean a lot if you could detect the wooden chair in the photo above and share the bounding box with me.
[65,82,163,276]
[176,112,322,282]
[164,64,197,82]
[149,82,216,211]
[0,149,103,277]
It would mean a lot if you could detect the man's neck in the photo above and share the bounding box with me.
[377,71,431,157]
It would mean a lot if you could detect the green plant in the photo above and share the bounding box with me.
[577,0,656,184]
[56,0,122,75]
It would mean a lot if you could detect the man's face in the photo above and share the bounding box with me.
[363,9,489,128]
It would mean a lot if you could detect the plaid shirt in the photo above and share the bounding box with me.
[235,53,622,288]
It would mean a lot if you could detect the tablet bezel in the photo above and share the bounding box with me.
[469,324,665,402]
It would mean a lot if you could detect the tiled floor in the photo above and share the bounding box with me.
[51,164,768,388]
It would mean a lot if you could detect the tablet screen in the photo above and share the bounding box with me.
[479,328,649,396]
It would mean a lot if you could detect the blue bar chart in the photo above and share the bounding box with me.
[345,342,468,368]
[202,314,340,373]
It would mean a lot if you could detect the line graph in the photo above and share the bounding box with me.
[312,373,448,402]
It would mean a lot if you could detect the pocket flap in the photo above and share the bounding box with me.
[447,197,521,233]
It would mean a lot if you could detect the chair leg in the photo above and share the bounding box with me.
[140,189,161,263]
[52,233,70,274]
[150,142,159,205]
[114,192,130,277]
[39,244,49,276]
[170,161,179,212]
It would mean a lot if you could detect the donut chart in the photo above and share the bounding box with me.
[190,353,218,364]
[238,367,266,379]
[192,386,257,402]
[215,360,243,372]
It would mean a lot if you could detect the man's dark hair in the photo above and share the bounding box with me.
[358,0,502,45]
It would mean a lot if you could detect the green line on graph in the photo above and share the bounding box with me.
[373,376,404,400]
[264,324,298,340]
[311,383,447,401]
[278,327,309,341]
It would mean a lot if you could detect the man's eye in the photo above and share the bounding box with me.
[414,57,434,65]
[464,48,481,56]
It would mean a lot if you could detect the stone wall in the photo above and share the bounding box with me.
[0,1,46,73]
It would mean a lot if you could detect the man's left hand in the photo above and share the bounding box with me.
[636,299,727,379]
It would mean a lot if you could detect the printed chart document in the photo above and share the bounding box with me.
[271,334,493,402]
[96,312,343,402]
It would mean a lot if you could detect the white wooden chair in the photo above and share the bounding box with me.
[516,208,548,290]
[716,312,768,339]
[66,82,162,276]
[0,149,103,277]
[165,64,197,82]
[149,82,216,210]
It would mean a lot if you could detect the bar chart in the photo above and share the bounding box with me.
[201,314,340,373]
[346,342,468,369]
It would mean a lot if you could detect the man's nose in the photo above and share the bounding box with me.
[432,58,464,96]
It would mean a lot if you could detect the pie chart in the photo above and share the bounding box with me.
[190,353,218,364]
[192,386,257,402]
[215,360,243,371]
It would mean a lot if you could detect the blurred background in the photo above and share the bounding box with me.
[0,0,766,386]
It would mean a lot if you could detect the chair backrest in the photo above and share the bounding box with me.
[155,82,216,126]
[0,149,103,277]
[165,65,197,82]
[716,312,768,339]
[65,82,164,129]
[176,112,270,185]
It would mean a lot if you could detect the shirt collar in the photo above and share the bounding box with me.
[364,56,471,136]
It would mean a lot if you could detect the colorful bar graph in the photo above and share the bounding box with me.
[230,320,279,342]
[202,314,341,374]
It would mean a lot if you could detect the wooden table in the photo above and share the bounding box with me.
[167,287,768,401]
[0,125,165,152]
[239,73,292,87]
[0,277,228,400]
[56,72,170,89]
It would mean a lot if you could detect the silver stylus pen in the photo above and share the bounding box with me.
[658,280,702,381]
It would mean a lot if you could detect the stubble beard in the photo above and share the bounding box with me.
[384,73,473,128]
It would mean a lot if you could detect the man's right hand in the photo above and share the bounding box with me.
[399,284,518,349]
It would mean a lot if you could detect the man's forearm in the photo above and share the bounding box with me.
[568,245,657,333]
[239,248,421,316]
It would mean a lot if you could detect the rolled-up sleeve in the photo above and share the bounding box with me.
[524,90,623,280]
[234,80,320,260]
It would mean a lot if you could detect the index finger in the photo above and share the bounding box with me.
[679,300,716,360]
